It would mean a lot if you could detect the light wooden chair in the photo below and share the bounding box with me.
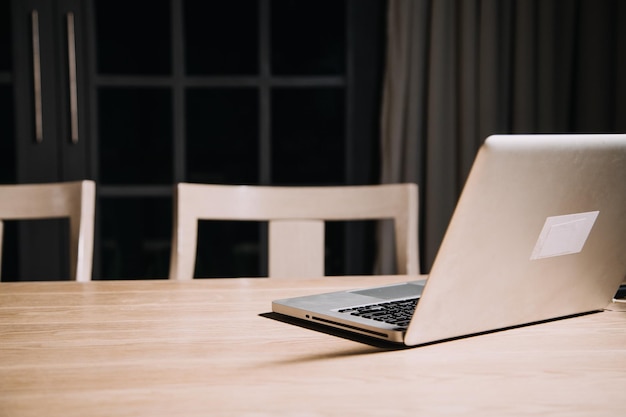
[0,180,96,282]
[169,183,419,280]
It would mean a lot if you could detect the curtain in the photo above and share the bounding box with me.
[378,0,626,274]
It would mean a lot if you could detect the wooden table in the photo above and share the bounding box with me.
[2,276,625,417]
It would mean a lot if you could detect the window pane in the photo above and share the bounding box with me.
[99,198,172,279]
[184,0,258,75]
[272,88,345,184]
[95,0,171,75]
[0,222,18,280]
[98,88,172,185]
[13,219,68,281]
[196,221,262,278]
[0,85,14,183]
[0,0,11,72]
[186,88,259,184]
[271,0,346,75]
[324,222,345,276]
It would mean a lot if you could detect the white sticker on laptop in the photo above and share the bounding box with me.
[531,211,599,260]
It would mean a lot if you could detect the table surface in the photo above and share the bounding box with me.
[1,275,625,417]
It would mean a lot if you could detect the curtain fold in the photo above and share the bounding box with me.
[379,0,626,274]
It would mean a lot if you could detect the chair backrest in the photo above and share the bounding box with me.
[0,180,96,282]
[169,183,419,280]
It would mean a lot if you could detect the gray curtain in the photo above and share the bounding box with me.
[379,0,626,274]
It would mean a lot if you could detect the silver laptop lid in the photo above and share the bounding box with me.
[405,134,626,345]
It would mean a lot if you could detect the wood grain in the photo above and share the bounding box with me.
[1,276,625,417]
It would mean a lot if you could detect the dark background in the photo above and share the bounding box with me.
[0,0,387,280]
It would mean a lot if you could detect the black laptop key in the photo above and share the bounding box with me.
[338,297,419,328]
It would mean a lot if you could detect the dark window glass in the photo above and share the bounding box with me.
[99,197,171,279]
[95,0,171,75]
[186,88,259,184]
[325,222,345,276]
[0,0,11,72]
[0,85,15,183]
[98,88,172,185]
[184,0,258,75]
[271,0,346,75]
[325,220,378,276]
[8,219,68,281]
[0,222,18,280]
[272,88,345,184]
[195,221,262,278]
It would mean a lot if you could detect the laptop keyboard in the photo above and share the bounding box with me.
[337,298,419,330]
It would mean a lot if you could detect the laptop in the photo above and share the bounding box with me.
[272,134,626,346]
